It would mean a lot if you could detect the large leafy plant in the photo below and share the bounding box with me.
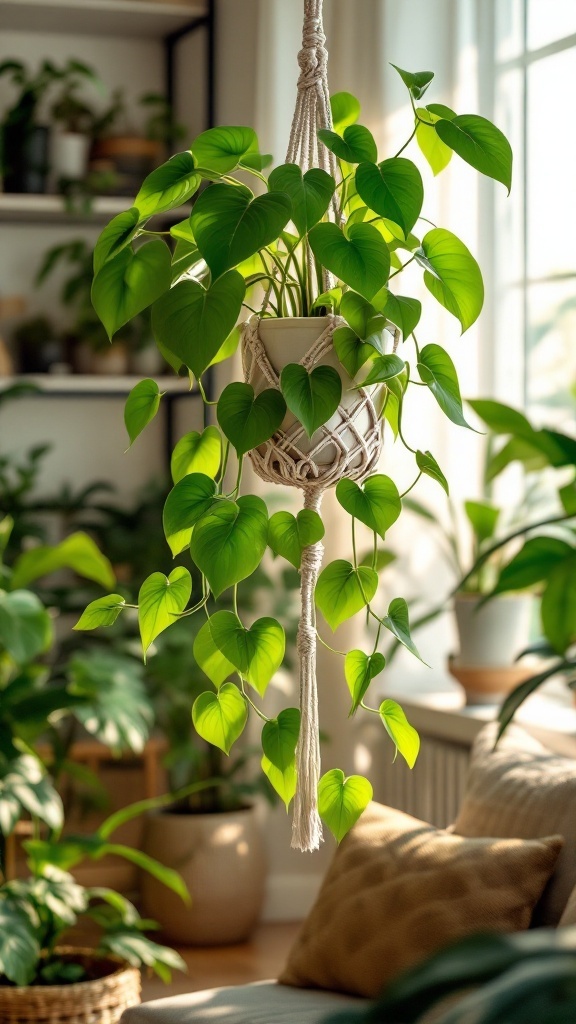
[82,67,512,842]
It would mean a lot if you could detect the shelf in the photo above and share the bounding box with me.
[0,193,133,224]
[0,0,207,38]
[0,374,196,396]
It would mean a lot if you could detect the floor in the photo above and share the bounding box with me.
[140,922,302,1004]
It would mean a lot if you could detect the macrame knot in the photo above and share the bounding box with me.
[297,18,328,90]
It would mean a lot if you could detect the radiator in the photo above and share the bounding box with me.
[376,733,471,829]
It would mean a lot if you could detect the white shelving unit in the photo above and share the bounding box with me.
[0,0,207,38]
[0,193,130,223]
[0,374,193,394]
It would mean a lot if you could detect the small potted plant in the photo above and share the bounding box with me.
[79,59,512,850]
[11,313,63,374]
[50,61,102,184]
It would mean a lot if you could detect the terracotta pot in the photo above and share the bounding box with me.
[0,947,140,1024]
[140,805,267,945]
[87,344,130,376]
[448,657,537,706]
[90,136,164,195]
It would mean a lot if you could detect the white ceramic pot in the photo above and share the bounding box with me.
[140,805,267,946]
[453,592,534,668]
[52,132,91,180]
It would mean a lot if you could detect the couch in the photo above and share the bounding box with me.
[121,721,576,1023]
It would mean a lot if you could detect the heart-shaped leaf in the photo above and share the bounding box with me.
[151,270,245,379]
[171,426,222,484]
[280,363,342,437]
[464,500,500,546]
[268,509,325,569]
[336,474,401,540]
[190,495,268,598]
[418,228,484,332]
[261,708,300,808]
[268,164,335,236]
[209,610,285,696]
[10,532,115,590]
[345,650,386,716]
[138,567,191,658]
[0,590,53,663]
[492,537,570,596]
[191,125,258,174]
[193,619,236,688]
[333,326,375,379]
[416,450,449,495]
[92,240,172,340]
[383,370,408,438]
[124,378,162,447]
[191,183,291,279]
[315,559,378,631]
[317,124,377,164]
[93,207,139,273]
[356,158,424,236]
[162,473,218,556]
[217,382,286,456]
[354,353,405,387]
[134,152,201,218]
[192,684,248,754]
[308,222,390,300]
[417,344,473,429]
[330,92,361,132]
[391,65,434,100]
[382,597,426,664]
[74,594,126,632]
[435,114,512,192]
[318,769,373,842]
[379,699,420,768]
[340,291,386,341]
[377,290,422,339]
[415,107,453,176]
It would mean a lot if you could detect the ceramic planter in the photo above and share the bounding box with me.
[449,592,535,704]
[0,948,140,1024]
[140,804,267,945]
[52,131,91,181]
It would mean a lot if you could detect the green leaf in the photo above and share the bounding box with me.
[93,207,139,273]
[11,532,115,590]
[101,930,185,981]
[170,426,222,484]
[170,217,195,243]
[210,324,241,367]
[261,708,300,808]
[171,238,201,281]
[308,222,390,300]
[191,125,258,174]
[464,500,500,546]
[92,240,172,340]
[541,553,576,655]
[379,699,420,768]
[268,164,335,236]
[417,343,473,428]
[311,286,343,313]
[435,113,513,192]
[354,353,406,387]
[419,228,484,332]
[467,398,534,437]
[415,107,453,176]
[190,495,268,598]
[416,450,449,495]
[192,683,248,754]
[268,509,325,569]
[193,619,236,688]
[560,480,576,515]
[330,92,361,132]
[345,650,385,715]
[217,382,286,456]
[383,371,407,438]
[315,559,378,631]
[124,378,162,446]
[391,64,434,100]
[383,597,426,663]
[209,610,285,696]
[68,649,152,754]
[340,291,386,341]
[0,755,63,835]
[280,363,342,438]
[318,769,373,842]
[486,437,549,482]
[162,473,218,556]
[138,566,192,657]
[152,270,245,379]
[134,152,201,217]
[73,594,126,631]
[103,843,189,902]
[0,515,13,558]
[0,590,52,662]
[378,290,422,339]
[333,326,375,379]
[191,182,291,280]
[493,537,571,595]
[336,474,401,540]
[356,158,424,235]
[318,124,378,164]
[426,103,457,120]
[0,899,39,986]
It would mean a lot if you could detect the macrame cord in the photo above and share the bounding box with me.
[242,0,394,851]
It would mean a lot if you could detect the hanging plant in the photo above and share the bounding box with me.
[78,9,511,851]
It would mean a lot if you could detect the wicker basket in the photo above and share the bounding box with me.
[0,948,141,1024]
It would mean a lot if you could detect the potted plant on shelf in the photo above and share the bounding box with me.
[77,53,512,851]
[50,62,102,185]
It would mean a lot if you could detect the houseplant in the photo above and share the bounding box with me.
[0,58,96,193]
[50,63,102,184]
[80,52,512,850]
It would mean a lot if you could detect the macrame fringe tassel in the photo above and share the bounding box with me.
[291,485,324,852]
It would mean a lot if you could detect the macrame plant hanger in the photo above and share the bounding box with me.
[242,0,387,852]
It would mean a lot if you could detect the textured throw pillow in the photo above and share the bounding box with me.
[559,883,576,927]
[280,802,562,999]
[452,722,576,927]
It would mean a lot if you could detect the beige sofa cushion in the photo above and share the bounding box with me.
[560,883,576,926]
[280,802,562,999]
[452,722,576,926]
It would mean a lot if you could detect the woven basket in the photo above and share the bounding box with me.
[0,948,141,1024]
